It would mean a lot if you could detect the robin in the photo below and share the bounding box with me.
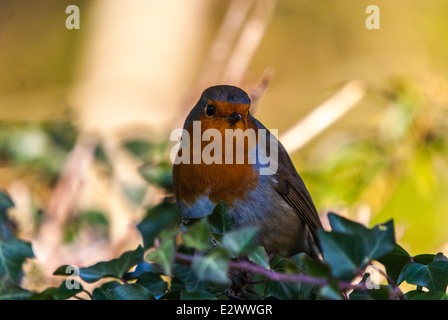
[173,85,322,257]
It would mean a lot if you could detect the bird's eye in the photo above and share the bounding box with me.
[205,104,215,117]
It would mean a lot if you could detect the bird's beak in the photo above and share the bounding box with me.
[227,112,242,125]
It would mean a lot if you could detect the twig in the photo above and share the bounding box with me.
[279,79,366,154]
[222,0,277,85]
[174,252,367,292]
[249,67,274,114]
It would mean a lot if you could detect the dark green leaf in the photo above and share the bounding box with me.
[0,276,32,300]
[107,283,156,300]
[406,290,448,300]
[222,227,258,257]
[413,254,436,265]
[53,280,84,300]
[265,256,314,300]
[404,260,448,291]
[193,248,230,284]
[137,199,179,249]
[318,280,343,300]
[327,213,395,261]
[28,287,58,300]
[0,239,34,283]
[208,201,234,234]
[172,263,209,292]
[0,192,14,211]
[180,290,217,300]
[58,246,144,283]
[378,243,411,284]
[124,262,162,280]
[318,230,364,281]
[182,218,211,251]
[92,281,120,300]
[299,253,331,278]
[135,272,168,296]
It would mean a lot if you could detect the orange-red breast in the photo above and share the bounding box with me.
[173,85,322,257]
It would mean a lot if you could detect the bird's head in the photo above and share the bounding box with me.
[184,85,252,133]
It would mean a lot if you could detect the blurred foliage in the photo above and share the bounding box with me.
[302,77,448,253]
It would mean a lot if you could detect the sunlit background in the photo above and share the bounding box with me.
[1,0,448,291]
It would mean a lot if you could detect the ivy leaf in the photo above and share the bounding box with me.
[378,243,411,284]
[172,263,209,293]
[137,199,179,249]
[298,253,332,279]
[0,192,16,241]
[52,280,84,300]
[406,290,448,300]
[264,256,302,299]
[0,276,32,300]
[53,246,144,283]
[145,231,176,275]
[92,281,121,300]
[404,260,448,292]
[180,290,217,300]
[0,239,34,283]
[318,230,364,281]
[222,227,259,257]
[135,272,168,296]
[0,192,14,211]
[327,213,395,262]
[248,246,270,270]
[208,201,234,234]
[182,219,211,251]
[107,283,156,300]
[193,248,230,284]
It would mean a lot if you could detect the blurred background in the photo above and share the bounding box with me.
[1,0,448,291]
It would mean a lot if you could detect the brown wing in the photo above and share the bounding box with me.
[275,158,323,252]
[252,116,322,252]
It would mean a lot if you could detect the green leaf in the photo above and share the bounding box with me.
[182,219,211,251]
[222,227,259,257]
[248,246,270,270]
[55,246,144,283]
[180,290,217,300]
[52,280,84,300]
[413,254,436,265]
[28,287,58,300]
[107,283,156,300]
[135,272,168,296]
[264,256,302,300]
[172,263,209,293]
[406,290,448,300]
[299,253,331,278]
[378,243,411,284]
[318,230,364,281]
[319,280,344,300]
[0,192,14,210]
[404,260,448,291]
[327,213,395,261]
[0,239,34,283]
[145,231,176,275]
[208,201,235,234]
[193,248,230,284]
[0,276,32,300]
[92,281,120,300]
[139,161,173,191]
[137,199,179,249]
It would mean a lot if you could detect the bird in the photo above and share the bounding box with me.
[172,85,322,258]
